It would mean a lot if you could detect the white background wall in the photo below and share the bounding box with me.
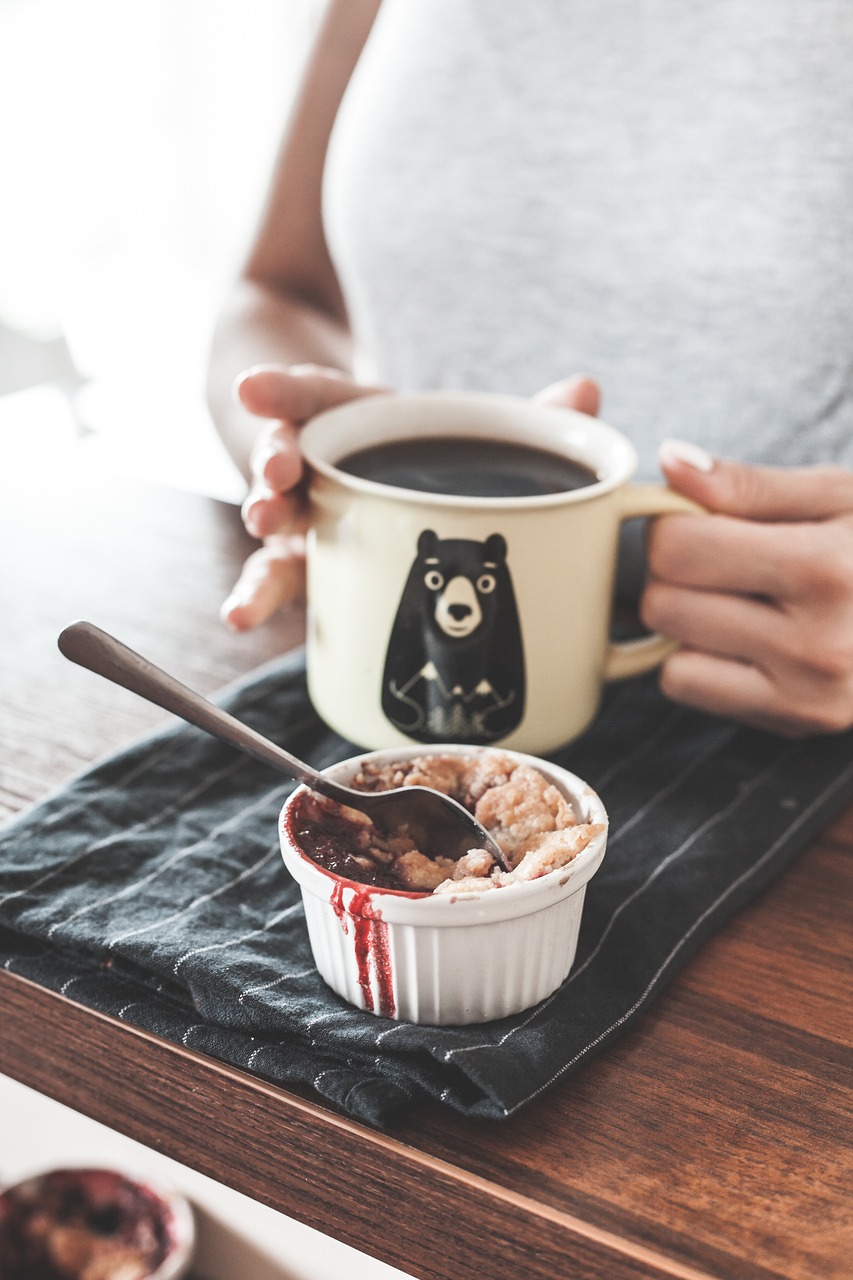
[0,0,325,499]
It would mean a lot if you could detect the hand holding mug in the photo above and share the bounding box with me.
[643,442,853,736]
[221,364,385,630]
[520,380,853,737]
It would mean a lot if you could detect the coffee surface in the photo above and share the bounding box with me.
[336,435,599,498]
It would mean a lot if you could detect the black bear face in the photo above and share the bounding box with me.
[381,529,526,744]
[421,529,505,640]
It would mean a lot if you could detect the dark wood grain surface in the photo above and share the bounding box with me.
[1,456,851,1280]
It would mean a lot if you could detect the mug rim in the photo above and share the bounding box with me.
[299,389,638,510]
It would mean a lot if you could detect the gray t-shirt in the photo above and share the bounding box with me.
[324,0,853,477]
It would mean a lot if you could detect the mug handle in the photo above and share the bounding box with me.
[603,484,707,682]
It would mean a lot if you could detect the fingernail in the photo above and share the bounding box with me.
[251,443,279,479]
[659,438,714,473]
[231,371,251,404]
[287,362,345,379]
[241,493,267,536]
[219,595,247,629]
[231,364,274,403]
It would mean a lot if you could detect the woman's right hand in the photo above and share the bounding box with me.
[221,363,386,630]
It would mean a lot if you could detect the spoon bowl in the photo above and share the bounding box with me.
[57,622,509,868]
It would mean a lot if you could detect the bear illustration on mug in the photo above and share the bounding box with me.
[381,529,526,743]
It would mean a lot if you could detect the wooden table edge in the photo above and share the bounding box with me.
[0,969,721,1280]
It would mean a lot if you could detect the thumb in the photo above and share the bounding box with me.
[658,438,853,521]
[233,364,385,423]
[534,375,601,417]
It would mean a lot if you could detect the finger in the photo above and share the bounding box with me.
[650,509,809,599]
[658,650,790,732]
[641,581,784,667]
[221,539,307,631]
[241,486,306,540]
[534,375,601,417]
[249,421,303,492]
[659,439,853,521]
[234,364,387,424]
[659,649,850,736]
[646,512,828,600]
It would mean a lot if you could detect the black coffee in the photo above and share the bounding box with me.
[336,436,599,499]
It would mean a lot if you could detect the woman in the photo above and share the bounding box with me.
[207,0,853,736]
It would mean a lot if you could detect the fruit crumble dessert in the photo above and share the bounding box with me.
[290,751,605,895]
[0,1169,176,1280]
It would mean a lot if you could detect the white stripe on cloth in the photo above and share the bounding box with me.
[444,738,796,1062]
[603,723,737,848]
[0,757,247,910]
[107,841,280,947]
[40,740,187,832]
[45,781,288,940]
[591,706,686,793]
[118,1000,151,1019]
[238,965,316,1005]
[181,1024,208,1046]
[503,756,853,1115]
[247,1045,268,1069]
[305,1009,349,1035]
[173,901,303,975]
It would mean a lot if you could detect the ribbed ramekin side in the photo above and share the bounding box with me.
[386,886,589,1024]
[301,891,367,1011]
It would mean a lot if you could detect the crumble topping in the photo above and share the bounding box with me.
[291,752,605,895]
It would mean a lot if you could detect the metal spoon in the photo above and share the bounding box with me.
[58,622,509,868]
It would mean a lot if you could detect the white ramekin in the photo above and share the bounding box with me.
[279,746,608,1025]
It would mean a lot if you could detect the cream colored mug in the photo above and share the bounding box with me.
[299,391,701,754]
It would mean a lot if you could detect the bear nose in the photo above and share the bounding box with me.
[448,603,472,621]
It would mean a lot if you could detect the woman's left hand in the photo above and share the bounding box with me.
[643,440,853,736]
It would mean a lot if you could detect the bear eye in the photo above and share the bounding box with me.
[477,573,497,594]
[424,569,444,590]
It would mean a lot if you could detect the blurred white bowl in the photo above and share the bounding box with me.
[0,1167,195,1280]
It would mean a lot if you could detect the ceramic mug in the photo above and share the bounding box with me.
[299,391,702,754]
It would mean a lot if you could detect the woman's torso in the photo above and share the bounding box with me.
[324,0,853,474]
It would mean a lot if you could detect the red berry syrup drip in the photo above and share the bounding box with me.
[329,879,395,1018]
[287,790,428,1020]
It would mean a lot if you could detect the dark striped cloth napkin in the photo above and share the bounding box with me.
[1,648,851,1128]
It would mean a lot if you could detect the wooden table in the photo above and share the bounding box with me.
[1,457,851,1280]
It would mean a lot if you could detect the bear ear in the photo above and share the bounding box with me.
[418,529,439,558]
[484,533,507,563]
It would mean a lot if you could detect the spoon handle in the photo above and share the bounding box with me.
[58,621,332,795]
